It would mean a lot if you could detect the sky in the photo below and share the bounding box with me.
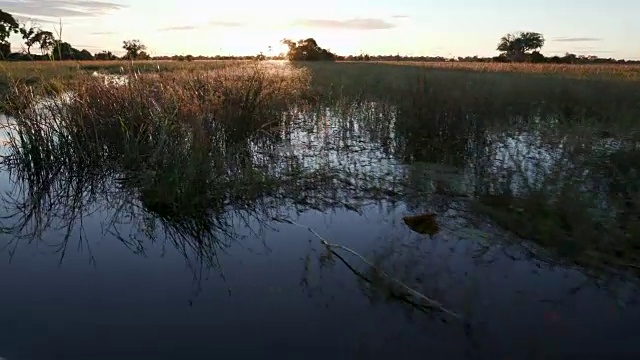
[1,0,639,59]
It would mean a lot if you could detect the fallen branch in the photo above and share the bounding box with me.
[274,217,463,321]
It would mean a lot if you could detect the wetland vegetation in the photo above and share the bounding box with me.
[1,8,640,357]
[0,59,639,358]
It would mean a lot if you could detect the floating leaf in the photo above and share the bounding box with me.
[402,213,439,236]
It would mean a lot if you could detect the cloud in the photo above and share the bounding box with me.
[294,18,396,30]
[160,20,243,31]
[208,20,242,27]
[0,0,126,18]
[391,15,410,19]
[73,44,104,49]
[90,31,116,35]
[159,25,199,31]
[15,15,58,24]
[553,37,603,42]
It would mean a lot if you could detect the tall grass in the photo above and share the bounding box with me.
[0,62,353,267]
[369,61,640,80]
[2,60,640,277]
[5,63,307,160]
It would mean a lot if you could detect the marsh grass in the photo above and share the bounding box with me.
[369,61,640,81]
[3,60,640,279]
[0,61,409,273]
[298,62,640,276]
[4,62,309,162]
[0,60,251,105]
[0,62,310,236]
[468,126,640,275]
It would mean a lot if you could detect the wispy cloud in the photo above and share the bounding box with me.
[294,18,396,30]
[0,0,126,18]
[547,48,614,55]
[391,15,410,19]
[208,20,243,27]
[74,44,105,50]
[15,15,58,24]
[160,25,199,31]
[553,37,603,42]
[90,31,117,35]
[160,20,243,31]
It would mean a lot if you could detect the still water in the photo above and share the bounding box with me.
[0,102,639,359]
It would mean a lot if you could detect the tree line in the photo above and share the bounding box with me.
[0,8,636,64]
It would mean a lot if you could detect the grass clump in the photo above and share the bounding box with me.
[4,62,310,161]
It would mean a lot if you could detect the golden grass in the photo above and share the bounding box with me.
[359,61,640,80]
[0,59,249,79]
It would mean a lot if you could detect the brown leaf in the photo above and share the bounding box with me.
[402,213,439,236]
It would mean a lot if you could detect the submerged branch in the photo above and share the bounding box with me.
[274,217,463,320]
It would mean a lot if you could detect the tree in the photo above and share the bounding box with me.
[51,41,85,60]
[122,39,146,60]
[35,30,55,56]
[19,24,37,55]
[280,38,336,61]
[95,50,117,61]
[0,9,19,58]
[497,32,545,62]
[78,49,94,60]
[136,50,150,60]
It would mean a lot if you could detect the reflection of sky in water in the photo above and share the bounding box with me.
[285,102,399,182]
[0,95,638,358]
[0,199,638,359]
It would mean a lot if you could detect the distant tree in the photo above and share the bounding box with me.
[51,41,84,60]
[18,23,55,58]
[33,30,55,57]
[0,9,19,58]
[136,50,150,60]
[19,24,38,55]
[497,32,545,62]
[561,52,578,64]
[281,38,336,61]
[529,50,545,63]
[78,49,94,60]
[95,50,117,61]
[122,39,146,60]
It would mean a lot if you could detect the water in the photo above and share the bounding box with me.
[0,100,639,359]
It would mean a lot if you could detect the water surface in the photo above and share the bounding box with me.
[0,100,639,359]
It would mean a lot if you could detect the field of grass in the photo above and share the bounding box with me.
[1,59,640,278]
[369,60,640,80]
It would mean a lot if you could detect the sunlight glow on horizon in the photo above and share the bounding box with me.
[4,0,640,59]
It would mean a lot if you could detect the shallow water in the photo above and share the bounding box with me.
[0,101,639,359]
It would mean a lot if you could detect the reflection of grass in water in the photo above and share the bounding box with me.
[0,62,409,280]
[302,62,640,278]
[0,63,309,261]
[473,145,640,276]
